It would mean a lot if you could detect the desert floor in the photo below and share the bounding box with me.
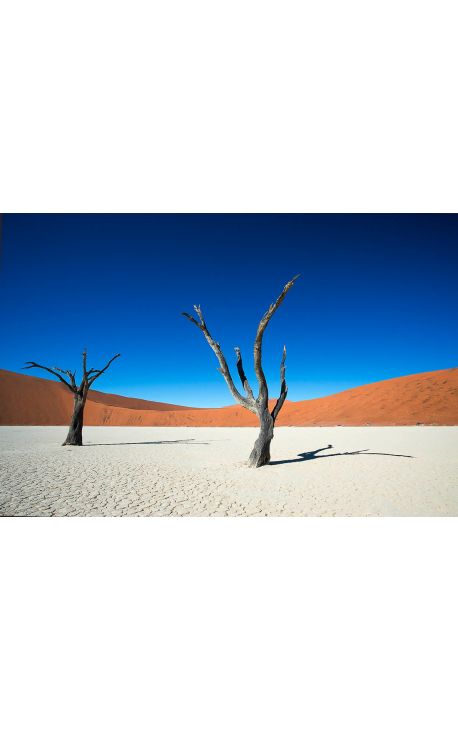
[1,426,457,516]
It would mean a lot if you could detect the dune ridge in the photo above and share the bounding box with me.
[0,367,457,427]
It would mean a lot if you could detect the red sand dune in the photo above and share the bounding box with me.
[0,367,457,427]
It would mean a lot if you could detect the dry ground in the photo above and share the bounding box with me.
[0,426,457,516]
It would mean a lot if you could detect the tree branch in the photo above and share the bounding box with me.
[182,307,256,412]
[23,362,76,393]
[87,353,121,387]
[54,366,77,390]
[181,312,201,328]
[271,345,288,421]
[253,275,299,406]
[234,347,255,401]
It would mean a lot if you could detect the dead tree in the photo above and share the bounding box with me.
[183,276,299,467]
[24,351,120,445]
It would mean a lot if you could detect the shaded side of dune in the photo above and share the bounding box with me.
[0,367,457,427]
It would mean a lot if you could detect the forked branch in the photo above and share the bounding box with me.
[182,306,257,413]
[23,362,76,393]
[87,353,121,386]
[24,352,121,394]
[253,275,299,406]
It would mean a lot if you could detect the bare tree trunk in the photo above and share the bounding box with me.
[248,408,274,468]
[24,351,120,447]
[183,277,298,468]
[62,395,86,445]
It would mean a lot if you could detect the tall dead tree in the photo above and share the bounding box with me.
[24,351,120,445]
[183,276,299,467]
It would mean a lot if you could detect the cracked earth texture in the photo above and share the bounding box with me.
[1,426,457,516]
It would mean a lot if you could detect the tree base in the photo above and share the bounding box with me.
[247,439,272,468]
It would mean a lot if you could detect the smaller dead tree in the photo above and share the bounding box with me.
[24,351,120,445]
[183,276,299,467]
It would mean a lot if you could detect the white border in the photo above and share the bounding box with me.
[1,1,457,212]
[2,518,457,729]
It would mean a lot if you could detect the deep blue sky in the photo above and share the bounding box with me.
[1,214,457,407]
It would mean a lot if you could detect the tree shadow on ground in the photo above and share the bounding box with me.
[269,444,414,465]
[84,439,209,447]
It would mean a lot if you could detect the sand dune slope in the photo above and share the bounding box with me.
[0,367,457,426]
[279,368,458,426]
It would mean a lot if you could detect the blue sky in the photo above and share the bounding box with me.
[1,214,457,407]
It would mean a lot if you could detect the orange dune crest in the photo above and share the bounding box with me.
[0,367,457,427]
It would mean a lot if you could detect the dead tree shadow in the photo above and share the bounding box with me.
[270,444,414,465]
[84,439,209,447]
